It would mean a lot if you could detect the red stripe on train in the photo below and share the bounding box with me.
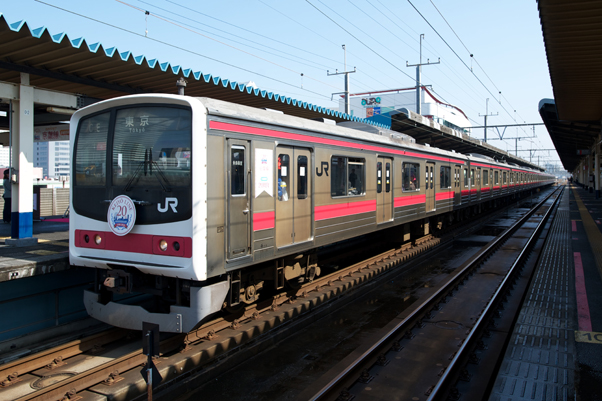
[315,200,377,221]
[394,194,426,207]
[75,229,192,258]
[253,211,275,231]
[435,191,454,200]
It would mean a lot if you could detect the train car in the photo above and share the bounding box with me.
[70,94,554,333]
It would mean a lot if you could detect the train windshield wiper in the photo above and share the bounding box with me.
[123,149,172,192]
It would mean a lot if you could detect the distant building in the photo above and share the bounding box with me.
[341,86,472,135]
[0,145,9,167]
[35,140,70,179]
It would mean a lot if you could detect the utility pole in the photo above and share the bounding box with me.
[328,45,356,115]
[479,98,498,143]
[406,34,440,115]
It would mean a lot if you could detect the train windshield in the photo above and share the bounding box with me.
[112,107,191,189]
[73,105,192,223]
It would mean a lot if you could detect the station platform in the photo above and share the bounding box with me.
[489,184,602,400]
[0,217,69,283]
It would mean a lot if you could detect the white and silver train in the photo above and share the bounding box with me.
[69,94,554,332]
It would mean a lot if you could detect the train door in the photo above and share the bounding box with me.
[376,157,393,223]
[227,140,250,260]
[276,146,312,248]
[426,162,435,212]
[454,165,461,206]
[476,168,481,200]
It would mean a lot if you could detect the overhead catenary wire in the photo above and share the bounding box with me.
[34,0,334,101]
[161,0,343,67]
[428,0,532,129]
[116,0,344,92]
[412,0,534,141]
[306,0,416,83]
[258,0,401,92]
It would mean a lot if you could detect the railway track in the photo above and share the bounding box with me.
[0,189,554,401]
[300,186,563,401]
[0,239,443,400]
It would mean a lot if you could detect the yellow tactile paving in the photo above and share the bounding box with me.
[573,186,602,283]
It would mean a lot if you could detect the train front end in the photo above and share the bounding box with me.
[70,94,228,333]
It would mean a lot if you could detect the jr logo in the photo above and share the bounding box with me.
[158,197,178,213]
[316,161,329,177]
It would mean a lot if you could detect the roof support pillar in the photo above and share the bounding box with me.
[8,73,37,243]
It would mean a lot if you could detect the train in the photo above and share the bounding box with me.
[69,94,555,333]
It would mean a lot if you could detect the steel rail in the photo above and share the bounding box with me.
[427,186,564,400]
[307,186,561,401]
[0,328,126,386]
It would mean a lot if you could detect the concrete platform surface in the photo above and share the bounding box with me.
[0,217,69,282]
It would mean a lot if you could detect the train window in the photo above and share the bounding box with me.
[503,171,507,184]
[74,112,110,186]
[483,170,489,186]
[377,162,382,194]
[470,169,475,187]
[386,163,391,193]
[430,166,435,189]
[440,166,451,189]
[231,147,246,195]
[278,154,290,201]
[463,169,468,187]
[494,171,499,185]
[331,156,365,197]
[112,107,192,189]
[297,155,308,200]
[402,162,420,191]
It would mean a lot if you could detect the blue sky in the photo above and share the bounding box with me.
[1,0,560,169]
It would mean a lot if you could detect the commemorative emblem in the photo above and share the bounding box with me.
[107,195,136,236]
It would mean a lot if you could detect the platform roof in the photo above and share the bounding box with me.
[538,0,602,171]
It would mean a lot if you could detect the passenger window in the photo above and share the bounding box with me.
[503,171,507,184]
[386,163,391,193]
[463,169,468,187]
[297,155,308,200]
[377,162,382,194]
[440,166,451,189]
[278,154,290,201]
[331,156,365,197]
[495,171,499,185]
[483,170,489,186]
[402,162,420,191]
[470,169,475,187]
[231,147,245,195]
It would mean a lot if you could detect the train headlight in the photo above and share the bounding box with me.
[159,240,168,252]
[94,235,102,245]
[173,241,180,251]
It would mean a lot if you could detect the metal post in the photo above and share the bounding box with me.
[146,331,153,401]
[479,98,498,143]
[176,78,186,96]
[328,45,356,116]
[406,34,439,116]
